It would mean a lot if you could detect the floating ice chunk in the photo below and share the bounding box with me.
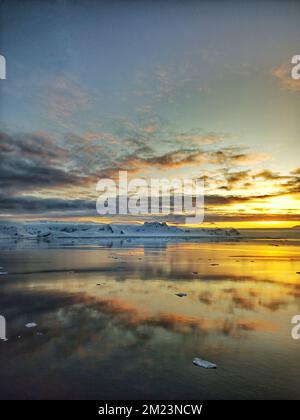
[25,322,37,328]
[0,271,8,275]
[193,357,217,369]
[175,293,187,297]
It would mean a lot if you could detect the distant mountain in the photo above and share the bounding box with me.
[0,221,240,239]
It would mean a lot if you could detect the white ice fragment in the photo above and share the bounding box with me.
[193,357,217,369]
[25,322,37,328]
[0,272,8,275]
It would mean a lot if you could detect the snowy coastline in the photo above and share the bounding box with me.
[0,221,240,240]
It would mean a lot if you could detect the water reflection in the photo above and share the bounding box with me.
[0,240,300,399]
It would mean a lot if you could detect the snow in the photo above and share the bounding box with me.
[0,221,240,240]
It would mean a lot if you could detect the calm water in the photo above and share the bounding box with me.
[1,239,300,399]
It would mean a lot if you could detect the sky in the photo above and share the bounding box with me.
[0,0,299,228]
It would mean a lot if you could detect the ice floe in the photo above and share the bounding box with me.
[25,323,37,328]
[193,357,217,369]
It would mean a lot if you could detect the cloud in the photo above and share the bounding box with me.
[291,167,300,176]
[272,63,300,92]
[0,130,114,208]
[175,131,226,145]
[123,149,208,169]
[0,131,82,194]
[222,170,250,188]
[0,195,95,213]
[253,170,289,180]
[0,124,297,221]
[46,76,90,127]
[135,105,152,113]
[119,145,271,173]
[228,152,270,166]
[0,130,67,162]
[218,167,300,195]
[142,126,156,133]
[205,194,252,205]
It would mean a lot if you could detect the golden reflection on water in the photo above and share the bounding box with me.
[1,240,300,399]
[6,242,300,336]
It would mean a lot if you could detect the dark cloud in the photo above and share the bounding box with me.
[253,170,289,181]
[0,130,66,162]
[0,194,95,213]
[205,194,251,205]
[0,130,90,194]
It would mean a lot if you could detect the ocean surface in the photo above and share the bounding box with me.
[0,232,300,399]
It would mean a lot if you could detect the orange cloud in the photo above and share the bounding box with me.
[272,63,300,92]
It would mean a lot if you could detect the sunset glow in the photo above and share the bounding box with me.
[0,1,299,228]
